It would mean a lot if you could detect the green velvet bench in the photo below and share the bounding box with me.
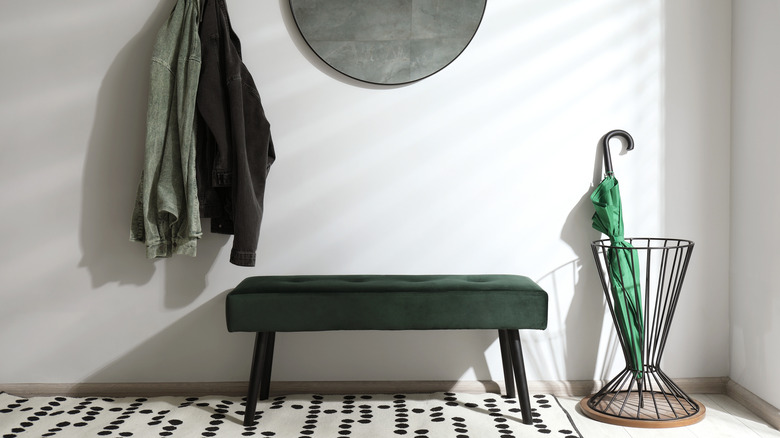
[225,274,548,426]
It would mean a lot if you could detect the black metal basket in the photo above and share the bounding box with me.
[581,238,705,427]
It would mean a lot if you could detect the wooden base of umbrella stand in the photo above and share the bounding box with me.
[580,394,705,428]
[579,368,706,428]
[587,238,704,428]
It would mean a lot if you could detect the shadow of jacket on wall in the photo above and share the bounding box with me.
[79,0,226,305]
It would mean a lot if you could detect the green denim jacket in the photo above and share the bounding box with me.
[130,0,202,258]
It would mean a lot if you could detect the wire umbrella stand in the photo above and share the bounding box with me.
[580,238,706,428]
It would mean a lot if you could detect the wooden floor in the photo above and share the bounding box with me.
[557,394,780,437]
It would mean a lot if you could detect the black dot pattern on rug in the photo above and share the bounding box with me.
[428,404,445,424]
[0,392,581,437]
[451,415,470,438]
[443,392,460,407]
[358,401,373,424]
[393,394,408,435]
[342,394,355,415]
[413,428,430,438]
[489,396,515,438]
[296,395,320,436]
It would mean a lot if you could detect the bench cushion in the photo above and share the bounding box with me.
[225,274,548,332]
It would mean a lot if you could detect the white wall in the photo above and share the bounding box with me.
[0,0,731,388]
[664,1,732,379]
[731,0,780,410]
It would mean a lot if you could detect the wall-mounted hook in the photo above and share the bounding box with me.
[602,129,634,174]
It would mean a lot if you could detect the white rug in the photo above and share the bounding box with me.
[0,392,582,437]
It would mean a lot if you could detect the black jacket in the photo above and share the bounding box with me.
[196,0,275,267]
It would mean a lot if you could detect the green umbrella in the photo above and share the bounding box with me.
[590,130,644,380]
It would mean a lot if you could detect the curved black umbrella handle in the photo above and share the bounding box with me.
[602,129,635,174]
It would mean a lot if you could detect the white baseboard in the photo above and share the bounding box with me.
[726,379,780,431]
[527,376,730,397]
[0,376,729,398]
[0,381,496,398]
[0,382,248,398]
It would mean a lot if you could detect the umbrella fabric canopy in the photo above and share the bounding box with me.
[591,173,644,379]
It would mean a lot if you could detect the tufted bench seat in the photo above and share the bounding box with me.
[225,274,548,426]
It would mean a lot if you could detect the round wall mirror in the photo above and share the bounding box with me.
[289,0,487,85]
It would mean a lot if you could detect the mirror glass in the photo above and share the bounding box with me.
[289,0,487,85]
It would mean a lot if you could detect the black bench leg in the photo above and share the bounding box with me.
[244,331,276,427]
[508,329,533,425]
[259,332,276,400]
[498,330,516,398]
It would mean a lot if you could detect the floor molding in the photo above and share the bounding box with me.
[0,376,729,398]
[0,382,248,398]
[528,376,729,397]
[726,379,780,431]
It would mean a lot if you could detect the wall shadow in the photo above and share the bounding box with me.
[80,291,244,384]
[78,0,172,289]
[549,138,627,380]
[76,311,506,390]
[79,0,227,305]
[78,291,501,386]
